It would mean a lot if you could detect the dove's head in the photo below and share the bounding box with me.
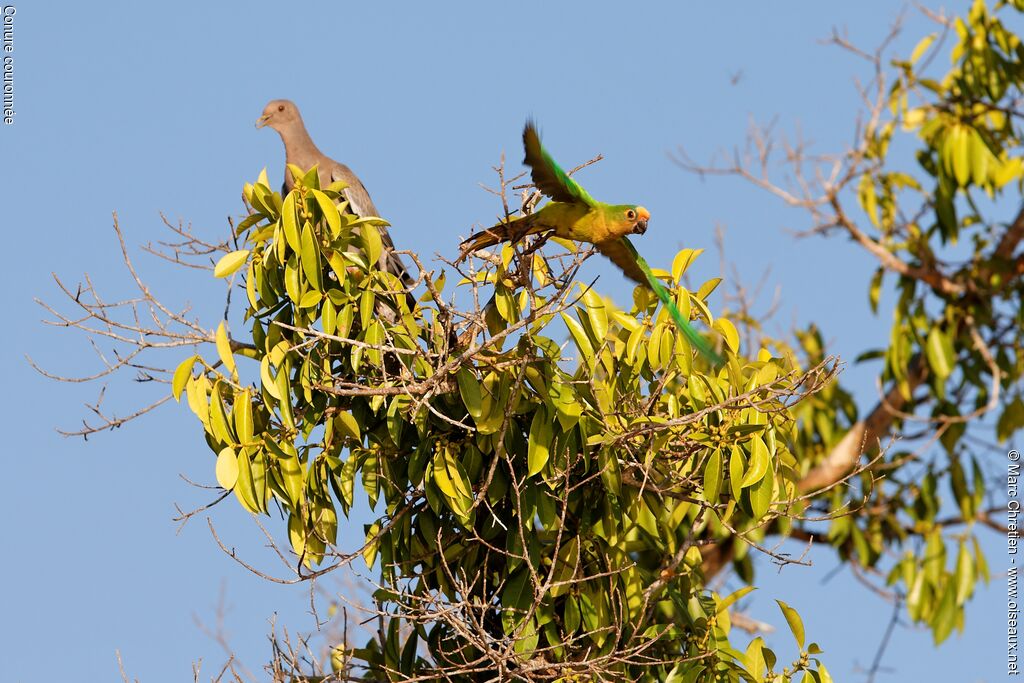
[256,99,302,133]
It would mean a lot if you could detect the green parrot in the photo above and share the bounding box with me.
[459,121,722,364]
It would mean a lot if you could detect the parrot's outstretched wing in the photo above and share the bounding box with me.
[523,121,597,208]
[596,239,648,285]
[615,237,724,365]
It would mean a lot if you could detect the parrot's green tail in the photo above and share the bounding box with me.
[627,241,724,366]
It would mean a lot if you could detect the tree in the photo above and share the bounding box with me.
[38,2,1021,680]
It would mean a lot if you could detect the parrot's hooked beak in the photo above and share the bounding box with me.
[633,207,650,235]
[255,113,271,129]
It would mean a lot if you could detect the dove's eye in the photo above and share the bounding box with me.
[278,104,285,112]
[626,209,637,220]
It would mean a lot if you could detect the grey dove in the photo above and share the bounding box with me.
[256,99,414,296]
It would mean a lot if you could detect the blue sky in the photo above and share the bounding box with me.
[1,1,1006,681]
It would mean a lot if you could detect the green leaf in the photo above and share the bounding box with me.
[232,389,254,443]
[299,222,323,293]
[748,468,774,521]
[456,368,483,421]
[528,408,553,477]
[744,637,767,681]
[729,445,746,501]
[501,569,533,633]
[281,192,300,252]
[868,268,883,313]
[925,326,955,380]
[327,251,348,286]
[598,446,621,496]
[997,396,1024,443]
[703,448,723,504]
[740,434,771,488]
[214,250,250,278]
[338,456,356,510]
[284,255,301,304]
[931,580,957,644]
[208,384,235,445]
[548,537,579,598]
[776,600,805,649]
[564,594,581,634]
[955,541,975,605]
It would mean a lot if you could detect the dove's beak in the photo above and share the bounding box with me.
[255,114,271,129]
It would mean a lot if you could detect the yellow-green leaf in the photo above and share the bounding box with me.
[776,600,805,649]
[281,192,300,252]
[952,125,971,187]
[215,321,236,377]
[910,33,936,63]
[432,446,473,520]
[359,224,383,271]
[299,290,323,309]
[716,585,756,614]
[925,326,955,380]
[311,189,342,236]
[335,411,361,441]
[214,250,250,278]
[955,541,975,605]
[208,384,235,445]
[713,318,739,354]
[215,447,239,489]
[562,312,595,369]
[234,450,260,513]
[171,355,197,402]
[671,248,703,282]
[363,520,381,568]
[582,287,609,343]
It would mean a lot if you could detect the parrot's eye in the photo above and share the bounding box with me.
[626,209,637,220]
[278,105,285,112]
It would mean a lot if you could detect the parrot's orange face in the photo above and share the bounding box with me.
[624,206,650,235]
